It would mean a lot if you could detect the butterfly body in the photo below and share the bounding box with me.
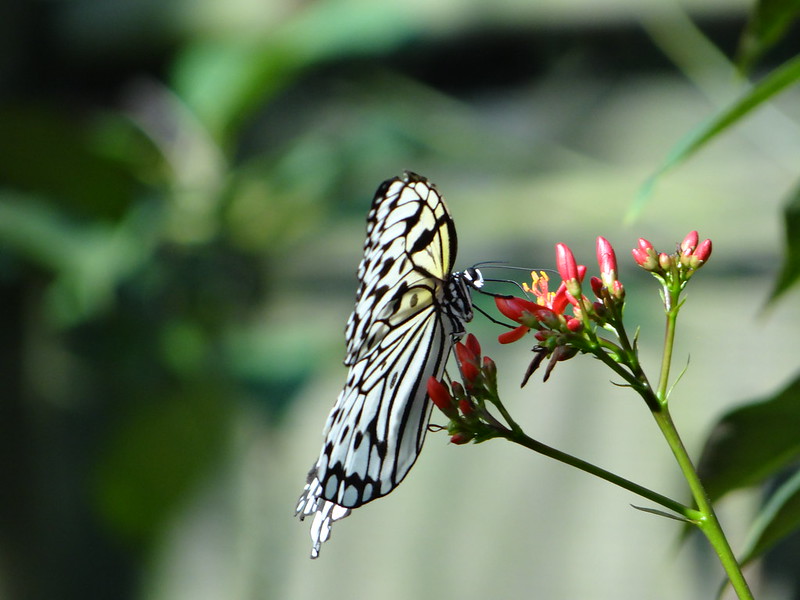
[296,172,481,557]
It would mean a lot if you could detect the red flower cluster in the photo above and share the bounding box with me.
[630,231,713,301]
[495,238,622,345]
[428,231,714,438]
[632,231,712,275]
[427,334,498,444]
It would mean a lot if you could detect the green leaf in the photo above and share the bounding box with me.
[697,370,800,502]
[739,469,800,566]
[630,504,694,523]
[634,53,800,218]
[769,181,800,301]
[737,0,800,73]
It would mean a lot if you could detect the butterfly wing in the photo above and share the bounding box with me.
[296,172,472,558]
[344,172,457,365]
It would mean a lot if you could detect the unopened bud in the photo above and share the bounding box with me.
[427,377,458,419]
[458,398,474,417]
[566,317,583,332]
[556,243,579,281]
[632,238,658,271]
[694,238,712,263]
[680,230,699,255]
[450,432,473,445]
[465,333,481,359]
[596,236,618,286]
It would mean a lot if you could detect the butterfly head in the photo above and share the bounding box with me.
[462,267,485,289]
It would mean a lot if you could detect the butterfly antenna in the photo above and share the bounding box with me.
[473,261,549,273]
[481,277,528,295]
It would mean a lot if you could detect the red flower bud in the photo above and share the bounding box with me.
[694,238,712,262]
[681,231,699,255]
[459,360,480,384]
[427,377,457,418]
[631,248,649,267]
[658,252,672,270]
[464,333,481,360]
[632,238,658,270]
[596,236,617,278]
[555,243,579,282]
[450,432,472,445]
[590,276,603,297]
[458,398,474,417]
[455,341,480,383]
[482,356,497,386]
[566,317,583,332]
[454,340,473,364]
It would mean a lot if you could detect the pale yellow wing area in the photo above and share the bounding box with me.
[344,172,457,365]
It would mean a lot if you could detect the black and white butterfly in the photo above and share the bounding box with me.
[296,171,483,558]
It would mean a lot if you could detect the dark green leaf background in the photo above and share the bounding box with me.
[697,373,800,503]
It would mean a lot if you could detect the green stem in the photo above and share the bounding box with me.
[650,408,754,599]
[591,342,661,412]
[505,428,698,521]
[650,282,753,598]
[656,286,680,404]
[485,388,524,436]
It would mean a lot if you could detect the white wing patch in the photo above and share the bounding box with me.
[296,172,477,558]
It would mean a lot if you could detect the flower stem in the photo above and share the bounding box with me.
[651,284,753,598]
[650,408,754,599]
[656,286,681,404]
[503,427,698,521]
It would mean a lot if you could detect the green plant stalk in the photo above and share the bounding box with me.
[652,285,754,599]
[501,423,698,521]
[487,388,524,437]
[656,285,681,404]
[650,408,753,599]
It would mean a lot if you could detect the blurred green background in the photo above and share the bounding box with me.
[2,0,799,599]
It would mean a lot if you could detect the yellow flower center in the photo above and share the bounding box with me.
[523,271,555,307]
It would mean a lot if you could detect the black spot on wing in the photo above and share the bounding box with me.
[374,439,387,461]
[378,259,393,278]
[407,224,438,254]
[372,284,390,304]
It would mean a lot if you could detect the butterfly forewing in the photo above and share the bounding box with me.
[345,176,456,365]
[296,172,475,558]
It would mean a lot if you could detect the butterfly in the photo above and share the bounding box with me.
[296,171,483,558]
